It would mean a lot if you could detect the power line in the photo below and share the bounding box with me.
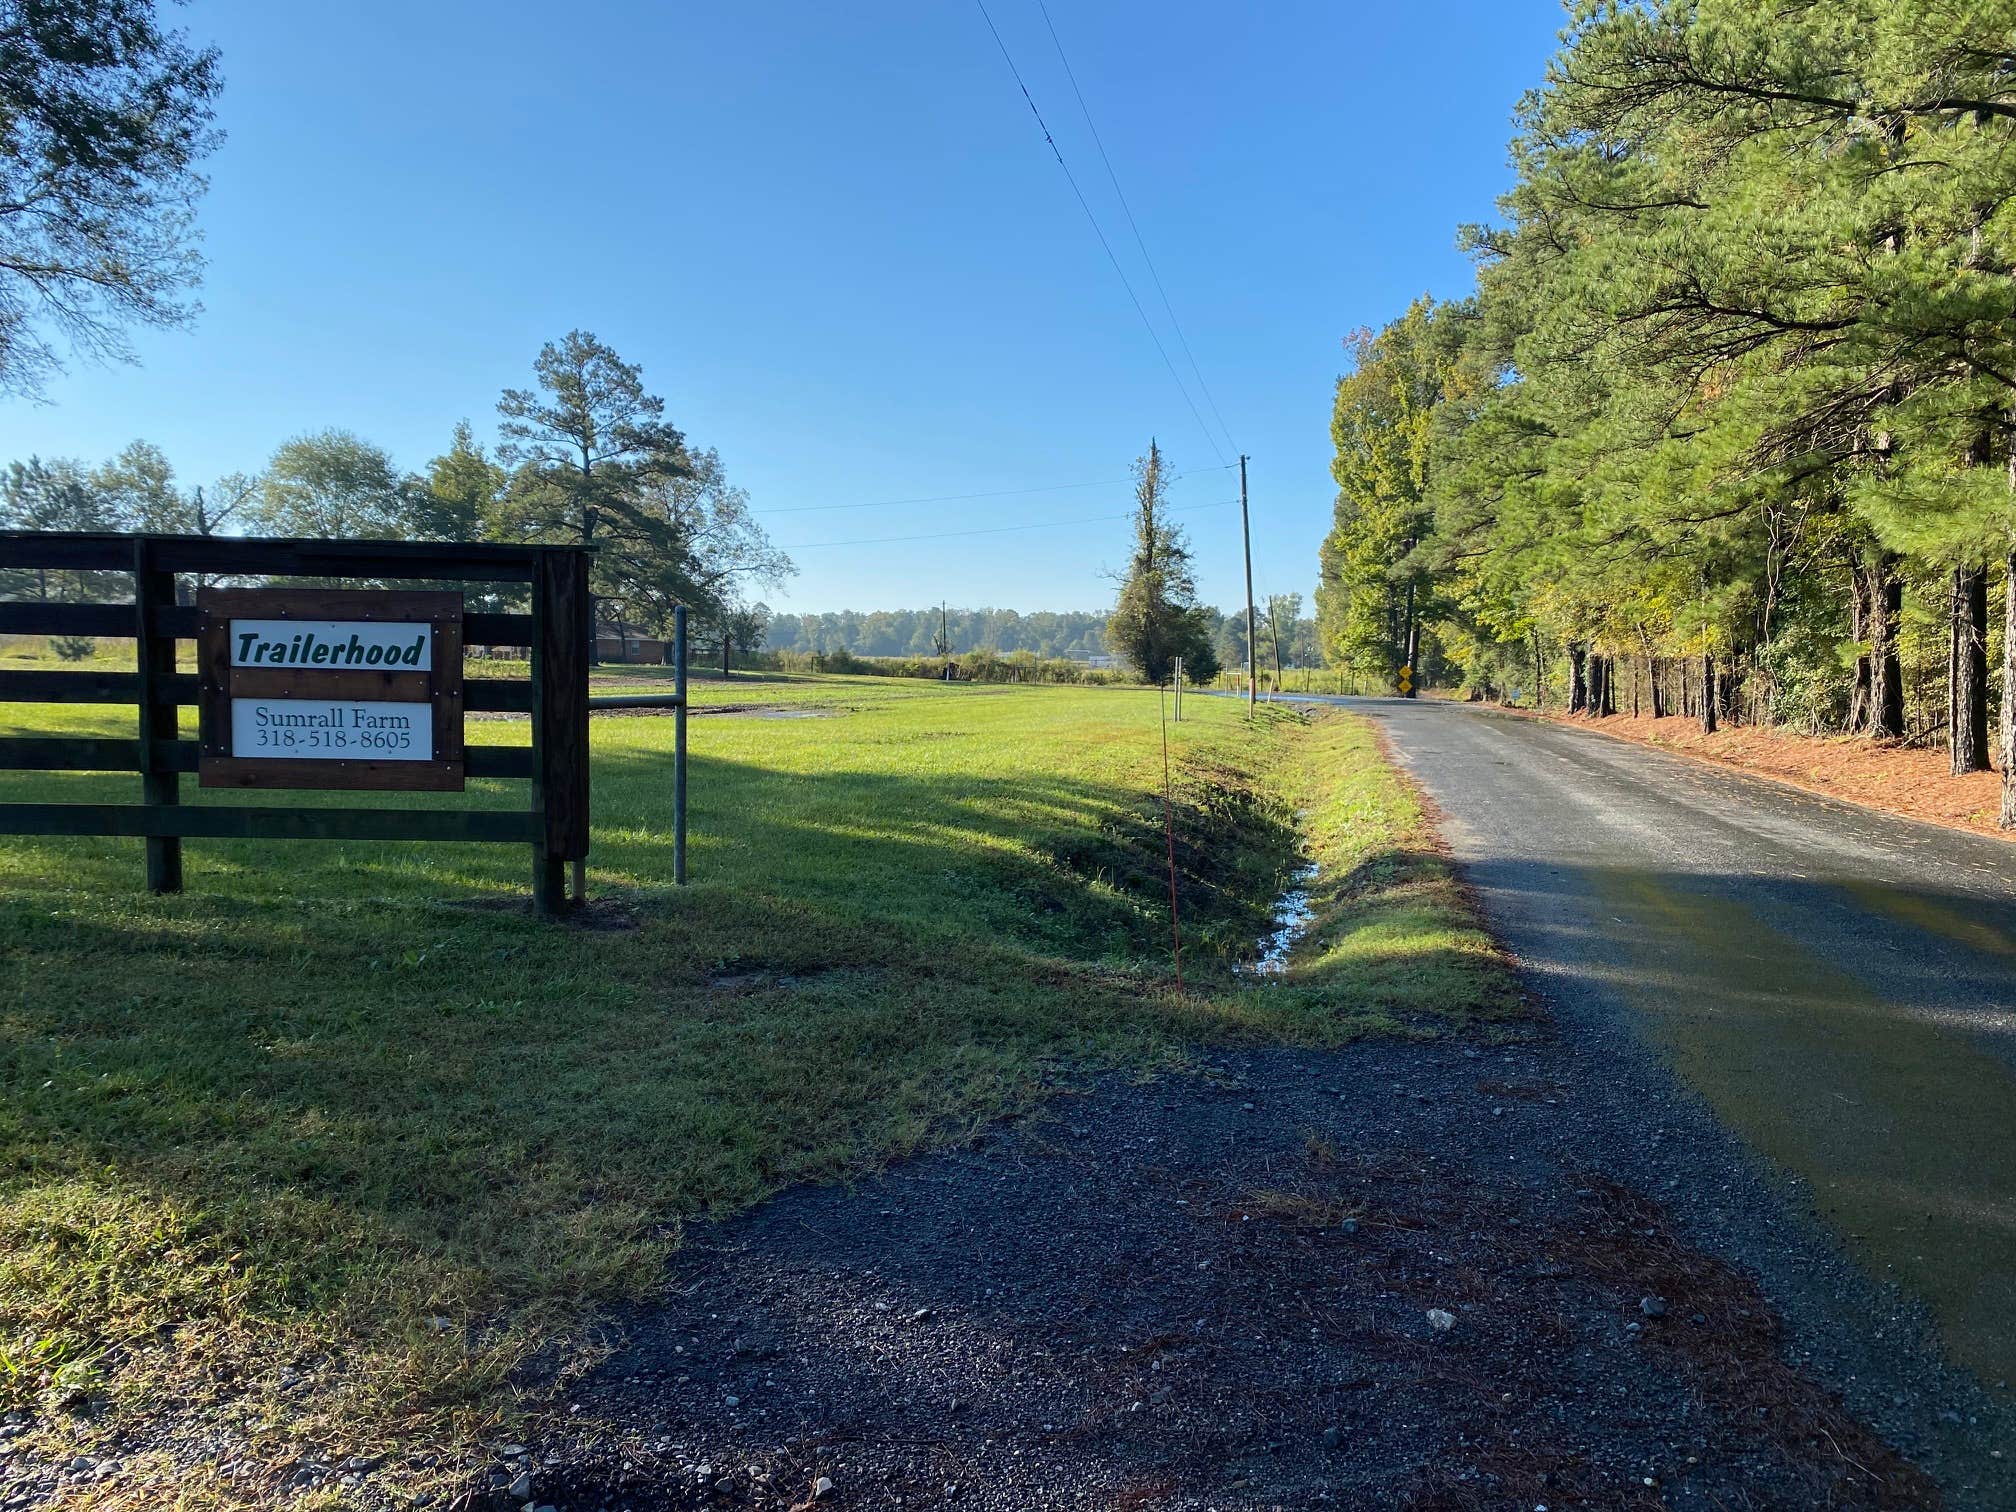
[782,498,1239,550]
[1034,0,1238,458]
[753,463,1238,516]
[971,0,1228,465]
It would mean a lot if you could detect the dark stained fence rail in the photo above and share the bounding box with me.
[0,736,537,779]
[0,532,593,915]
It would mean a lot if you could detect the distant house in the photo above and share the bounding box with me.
[595,631,668,664]
[1057,650,1121,670]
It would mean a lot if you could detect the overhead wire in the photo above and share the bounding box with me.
[781,498,1238,550]
[1034,0,1238,458]
[752,463,1235,516]
[971,0,1228,465]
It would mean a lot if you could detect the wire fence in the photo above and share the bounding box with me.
[1207,667,1382,698]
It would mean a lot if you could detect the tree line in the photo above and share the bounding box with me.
[1,331,792,642]
[770,599,1319,670]
[1319,0,2016,823]
[768,607,1113,659]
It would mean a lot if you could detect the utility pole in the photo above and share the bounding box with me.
[1401,578,1418,699]
[1240,455,1256,708]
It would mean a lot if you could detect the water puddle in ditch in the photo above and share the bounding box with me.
[1244,860,1321,977]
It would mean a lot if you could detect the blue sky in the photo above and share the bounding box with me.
[1,1,1564,615]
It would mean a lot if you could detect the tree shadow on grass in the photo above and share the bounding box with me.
[12,743,2014,1272]
[5,729,2016,1491]
[0,745,1336,1422]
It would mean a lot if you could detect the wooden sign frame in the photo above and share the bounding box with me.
[197,587,467,792]
[0,534,594,914]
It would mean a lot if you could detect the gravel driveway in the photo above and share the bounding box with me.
[474,699,2016,1510]
[489,1025,2007,1510]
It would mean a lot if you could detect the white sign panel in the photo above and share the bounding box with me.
[231,699,434,761]
[229,620,432,671]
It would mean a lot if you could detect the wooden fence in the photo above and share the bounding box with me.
[0,533,594,915]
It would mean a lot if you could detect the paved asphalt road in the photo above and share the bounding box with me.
[1307,695,2016,1394]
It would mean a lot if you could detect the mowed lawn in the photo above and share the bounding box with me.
[0,674,1509,1502]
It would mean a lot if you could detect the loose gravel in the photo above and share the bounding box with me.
[478,1012,2012,1510]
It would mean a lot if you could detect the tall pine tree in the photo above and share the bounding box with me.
[1106,441,1217,684]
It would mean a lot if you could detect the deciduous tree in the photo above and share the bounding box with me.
[0,0,222,397]
[253,430,419,540]
[419,420,504,543]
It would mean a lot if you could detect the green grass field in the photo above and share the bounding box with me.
[0,670,1510,1505]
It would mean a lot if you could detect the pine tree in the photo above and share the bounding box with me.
[1106,442,1216,683]
[496,331,695,635]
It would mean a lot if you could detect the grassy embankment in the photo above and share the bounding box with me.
[0,669,1511,1505]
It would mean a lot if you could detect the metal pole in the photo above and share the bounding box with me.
[1173,655,1183,721]
[674,604,688,886]
[1240,455,1256,708]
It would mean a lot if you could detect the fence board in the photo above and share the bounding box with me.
[0,670,535,712]
[0,738,147,771]
[463,612,535,646]
[0,738,531,779]
[0,602,135,636]
[0,803,537,843]
[0,670,190,704]
[0,602,528,645]
[464,680,533,713]
[0,532,559,581]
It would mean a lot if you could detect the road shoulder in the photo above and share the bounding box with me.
[1495,700,2010,844]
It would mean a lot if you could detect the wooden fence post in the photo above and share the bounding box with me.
[534,550,591,916]
[133,540,182,893]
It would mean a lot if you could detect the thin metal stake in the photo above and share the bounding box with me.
[1159,680,1184,994]
[674,604,688,886]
